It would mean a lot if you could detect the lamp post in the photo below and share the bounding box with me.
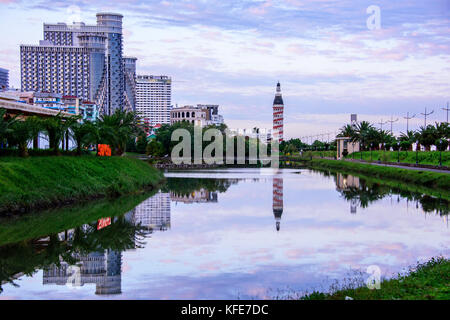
[396,142,400,163]
[439,139,443,167]
[415,140,419,164]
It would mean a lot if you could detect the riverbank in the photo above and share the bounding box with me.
[301,257,450,300]
[304,159,450,199]
[0,156,164,214]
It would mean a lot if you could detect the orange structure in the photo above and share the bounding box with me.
[98,144,112,156]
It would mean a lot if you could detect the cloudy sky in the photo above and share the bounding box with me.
[0,0,449,139]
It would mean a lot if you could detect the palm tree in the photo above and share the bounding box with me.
[354,121,374,151]
[70,120,92,155]
[40,113,77,155]
[0,108,20,148]
[399,130,416,151]
[417,125,438,151]
[6,118,40,157]
[338,124,356,138]
[98,109,140,156]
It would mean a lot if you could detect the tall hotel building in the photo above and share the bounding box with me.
[136,75,172,125]
[20,13,134,114]
[273,82,284,142]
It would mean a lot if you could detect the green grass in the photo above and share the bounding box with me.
[302,257,450,300]
[307,159,450,199]
[346,150,450,166]
[0,156,164,214]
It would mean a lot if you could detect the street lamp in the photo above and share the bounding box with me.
[439,139,443,167]
[396,142,400,163]
[415,140,419,164]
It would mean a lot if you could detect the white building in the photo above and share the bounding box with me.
[170,104,224,127]
[136,75,172,126]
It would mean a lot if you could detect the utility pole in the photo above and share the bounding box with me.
[378,119,388,131]
[403,112,416,132]
[420,107,434,127]
[387,115,399,135]
[442,102,449,123]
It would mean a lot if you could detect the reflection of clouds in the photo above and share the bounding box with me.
[1,169,448,299]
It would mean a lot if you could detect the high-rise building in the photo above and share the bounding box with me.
[20,13,131,115]
[273,82,284,142]
[0,68,9,91]
[136,75,172,125]
[123,57,137,111]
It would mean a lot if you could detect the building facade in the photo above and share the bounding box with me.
[20,13,130,115]
[133,191,171,231]
[170,104,224,127]
[0,68,8,91]
[136,75,172,125]
[123,57,137,111]
[273,82,284,142]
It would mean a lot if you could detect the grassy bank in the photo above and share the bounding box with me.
[0,156,164,214]
[346,150,450,166]
[302,257,450,300]
[307,159,450,199]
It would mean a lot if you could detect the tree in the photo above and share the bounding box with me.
[98,109,140,156]
[70,120,92,155]
[399,130,416,151]
[338,124,356,138]
[146,139,165,157]
[0,108,20,147]
[353,121,374,151]
[435,138,448,152]
[417,125,438,151]
[136,132,148,154]
[6,118,40,157]
[41,113,77,155]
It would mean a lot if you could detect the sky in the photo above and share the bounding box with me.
[0,0,449,139]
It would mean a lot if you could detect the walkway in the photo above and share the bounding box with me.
[343,159,450,174]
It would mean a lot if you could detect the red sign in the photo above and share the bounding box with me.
[97,144,111,156]
[97,217,111,230]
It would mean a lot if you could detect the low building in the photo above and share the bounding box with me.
[170,104,224,127]
[336,137,359,159]
[171,105,207,127]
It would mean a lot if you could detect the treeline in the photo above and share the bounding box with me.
[338,121,449,152]
[0,108,144,157]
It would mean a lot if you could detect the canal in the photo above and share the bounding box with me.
[0,168,448,299]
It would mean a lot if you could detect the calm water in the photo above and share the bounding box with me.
[0,168,448,299]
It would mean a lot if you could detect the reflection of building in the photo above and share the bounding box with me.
[133,191,171,231]
[336,173,360,214]
[170,189,218,204]
[43,250,122,295]
[273,177,284,231]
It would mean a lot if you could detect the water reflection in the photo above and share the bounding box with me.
[0,169,448,299]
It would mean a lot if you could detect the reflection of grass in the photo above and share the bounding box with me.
[0,156,164,214]
[0,191,157,246]
[301,257,450,300]
[308,159,450,200]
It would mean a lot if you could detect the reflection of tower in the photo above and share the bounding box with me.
[273,82,284,143]
[272,177,284,231]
